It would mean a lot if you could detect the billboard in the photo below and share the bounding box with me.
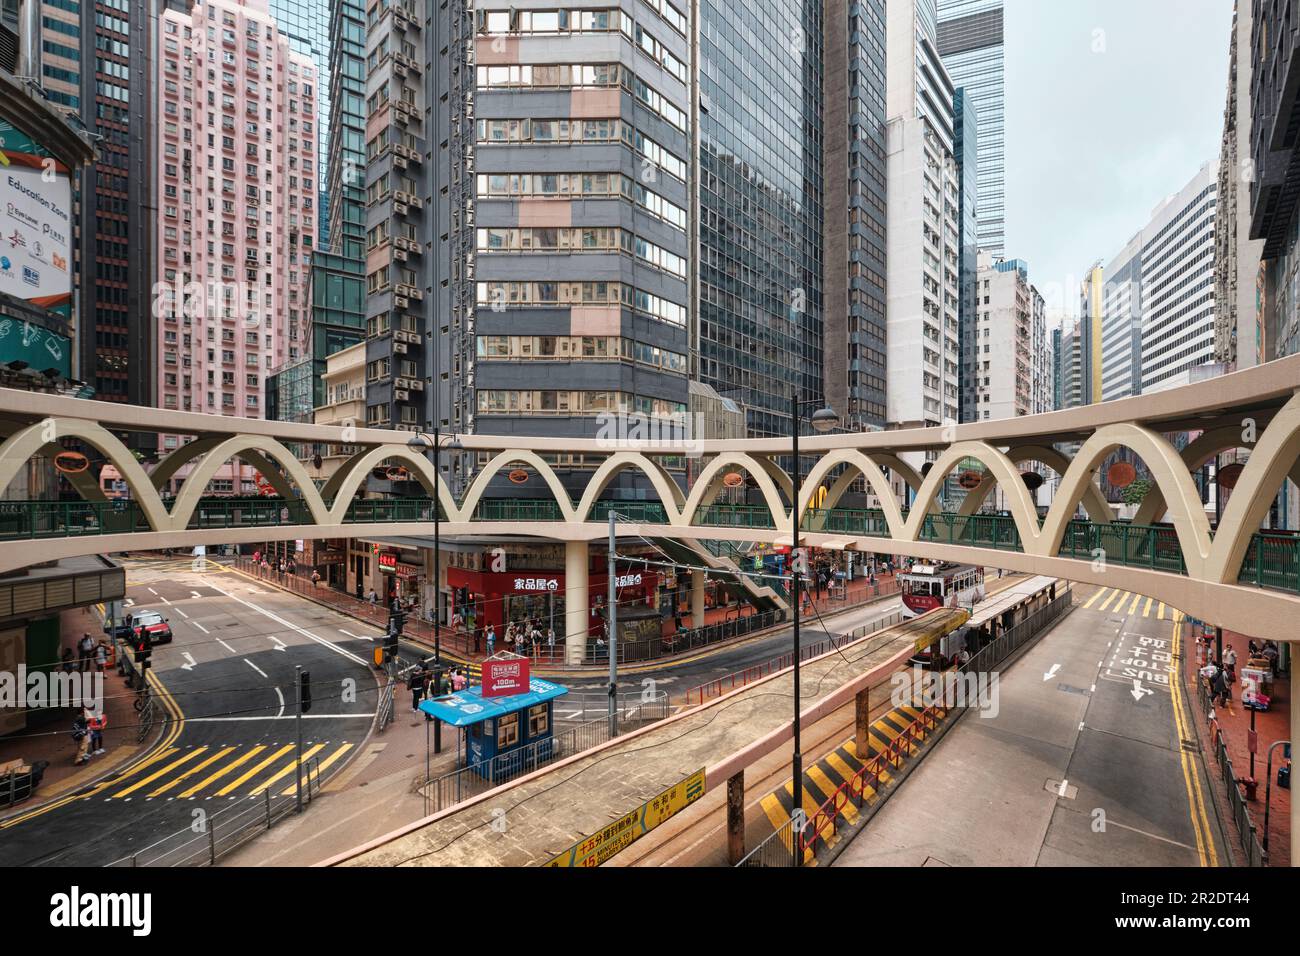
[0,150,73,311]
[482,657,530,698]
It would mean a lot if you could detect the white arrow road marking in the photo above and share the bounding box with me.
[208,581,369,667]
[1042,664,1061,682]
[180,652,198,671]
[1057,778,1070,797]
[244,658,268,679]
[274,686,285,718]
[268,636,288,652]
[191,591,202,599]
[123,598,135,608]
[1130,679,1153,702]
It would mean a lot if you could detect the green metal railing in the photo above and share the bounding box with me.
[1,496,1296,596]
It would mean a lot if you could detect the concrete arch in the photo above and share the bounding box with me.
[1041,424,1212,576]
[0,419,171,531]
[904,442,1043,549]
[751,455,794,504]
[148,434,231,492]
[320,449,373,503]
[1207,391,1300,583]
[681,453,790,529]
[168,435,332,531]
[798,449,905,537]
[959,444,1112,525]
[458,449,576,523]
[325,445,458,523]
[574,452,685,523]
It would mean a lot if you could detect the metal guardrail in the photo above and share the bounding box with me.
[113,636,159,743]
[557,690,670,723]
[107,755,323,867]
[737,814,801,868]
[1194,677,1270,867]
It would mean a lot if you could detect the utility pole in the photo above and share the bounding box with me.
[294,663,303,813]
[790,388,803,867]
[608,510,618,738]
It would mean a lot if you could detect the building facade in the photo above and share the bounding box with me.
[885,0,960,432]
[936,0,1004,258]
[954,87,979,422]
[154,0,317,449]
[970,253,1035,421]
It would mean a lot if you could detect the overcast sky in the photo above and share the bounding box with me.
[1003,0,1234,328]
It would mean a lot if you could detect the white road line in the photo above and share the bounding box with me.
[159,596,171,605]
[148,588,158,595]
[244,658,268,679]
[185,714,372,722]
[338,629,372,642]
[208,581,369,667]
[192,621,209,634]
[274,686,285,718]
[174,608,189,618]
[215,638,236,654]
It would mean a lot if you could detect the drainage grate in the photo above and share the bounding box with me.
[1057,683,1090,695]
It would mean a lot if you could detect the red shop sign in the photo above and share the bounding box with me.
[377,552,398,571]
[482,656,531,698]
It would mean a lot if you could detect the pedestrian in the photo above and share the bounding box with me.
[88,711,107,756]
[77,633,95,673]
[253,549,261,566]
[71,712,91,765]
[1223,644,1237,683]
[546,626,556,659]
[1212,666,1230,707]
[311,569,321,586]
[94,638,110,673]
[486,624,496,656]
[452,669,467,692]
[408,665,427,712]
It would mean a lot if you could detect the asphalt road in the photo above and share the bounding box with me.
[0,558,381,867]
[832,586,1227,866]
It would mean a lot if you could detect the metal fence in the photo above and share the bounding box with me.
[106,755,323,867]
[114,637,159,743]
[1194,678,1269,867]
[736,814,801,868]
[556,690,671,724]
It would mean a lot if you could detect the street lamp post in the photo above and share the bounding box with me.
[408,430,463,754]
[788,388,838,866]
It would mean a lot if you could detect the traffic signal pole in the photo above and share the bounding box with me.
[294,663,303,813]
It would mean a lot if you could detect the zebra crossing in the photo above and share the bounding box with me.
[98,741,355,801]
[1081,586,1173,619]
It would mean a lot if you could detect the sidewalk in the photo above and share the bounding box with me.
[1183,623,1291,867]
[0,605,160,820]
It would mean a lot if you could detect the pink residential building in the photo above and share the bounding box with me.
[153,0,317,494]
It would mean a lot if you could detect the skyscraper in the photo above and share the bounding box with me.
[269,0,331,237]
[937,0,1004,258]
[954,87,979,423]
[885,0,961,432]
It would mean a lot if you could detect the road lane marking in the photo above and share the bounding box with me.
[180,652,198,671]
[244,658,268,679]
[174,607,189,618]
[1143,597,1153,618]
[1158,602,1167,620]
[214,744,295,797]
[1127,592,1142,615]
[215,638,236,653]
[1169,615,1218,867]
[280,742,355,796]
[275,686,285,717]
[179,746,266,798]
[207,581,369,666]
[250,744,326,794]
[148,747,236,797]
[1098,589,1122,612]
[112,748,208,798]
[1082,587,1108,609]
[192,621,209,634]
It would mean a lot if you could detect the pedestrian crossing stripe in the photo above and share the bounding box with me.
[758,703,947,863]
[97,743,354,800]
[1143,597,1153,618]
[1098,589,1123,612]
[1127,592,1142,615]
[280,743,355,797]
[1083,587,1110,609]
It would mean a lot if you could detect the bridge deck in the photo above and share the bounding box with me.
[328,613,964,867]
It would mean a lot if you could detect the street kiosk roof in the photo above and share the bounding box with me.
[418,678,569,727]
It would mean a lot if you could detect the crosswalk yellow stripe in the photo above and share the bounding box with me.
[1098,589,1122,612]
[250,744,326,795]
[178,745,266,798]
[807,766,855,823]
[1158,602,1167,620]
[1082,587,1108,609]
[148,747,236,798]
[215,744,295,797]
[825,751,862,784]
[1143,597,1153,618]
[1127,592,1142,615]
[113,748,208,798]
[760,793,788,833]
[279,743,355,796]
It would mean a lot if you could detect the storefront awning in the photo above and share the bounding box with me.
[418,678,569,727]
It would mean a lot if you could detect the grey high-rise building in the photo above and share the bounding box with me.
[954,87,980,422]
[937,0,1004,257]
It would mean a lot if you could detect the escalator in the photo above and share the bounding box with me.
[651,537,788,615]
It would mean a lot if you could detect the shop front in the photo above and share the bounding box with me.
[446,566,659,642]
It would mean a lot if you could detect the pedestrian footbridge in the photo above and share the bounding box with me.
[0,355,1297,640]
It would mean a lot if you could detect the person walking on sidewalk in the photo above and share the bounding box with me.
[77,633,95,673]
[1223,644,1237,683]
[485,624,496,656]
[546,626,556,660]
[408,665,428,713]
[88,711,107,756]
[71,712,91,765]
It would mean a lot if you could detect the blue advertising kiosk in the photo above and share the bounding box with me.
[419,677,569,783]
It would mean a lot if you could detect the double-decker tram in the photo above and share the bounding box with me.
[898,562,986,620]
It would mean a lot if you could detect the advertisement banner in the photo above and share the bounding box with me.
[482,657,530,698]
[0,151,73,310]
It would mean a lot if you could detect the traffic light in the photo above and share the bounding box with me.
[299,670,312,714]
[383,632,398,664]
[133,637,151,671]
[388,605,406,636]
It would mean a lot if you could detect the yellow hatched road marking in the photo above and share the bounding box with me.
[113,748,208,798]
[1143,597,1153,618]
[807,766,856,823]
[1098,589,1123,612]
[760,793,788,833]
[250,744,326,795]
[1082,587,1108,609]
[279,743,355,796]
[1127,592,1142,615]
[148,747,236,798]
[825,751,862,786]
[178,745,266,798]
[214,744,295,797]
[1158,602,1167,620]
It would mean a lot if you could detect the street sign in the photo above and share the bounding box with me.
[483,656,530,698]
[545,768,706,867]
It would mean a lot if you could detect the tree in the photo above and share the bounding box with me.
[1121,478,1152,507]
